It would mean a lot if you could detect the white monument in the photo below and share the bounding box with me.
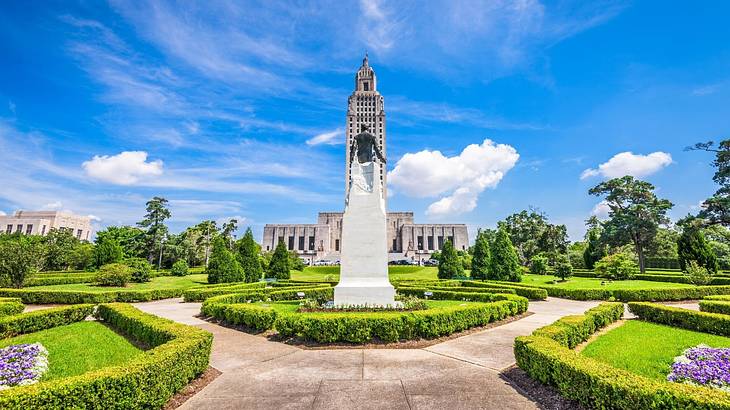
[334,126,396,306]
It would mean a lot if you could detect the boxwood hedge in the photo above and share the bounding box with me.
[629,302,730,336]
[395,287,528,312]
[461,281,548,300]
[184,283,332,303]
[0,288,185,304]
[699,300,730,315]
[515,302,730,409]
[0,297,24,317]
[0,303,212,409]
[0,304,93,339]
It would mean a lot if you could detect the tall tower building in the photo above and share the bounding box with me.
[345,53,386,198]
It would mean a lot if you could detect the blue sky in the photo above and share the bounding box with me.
[1,0,729,241]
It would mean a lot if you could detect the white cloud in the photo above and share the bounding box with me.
[83,151,164,185]
[0,211,6,216]
[580,151,672,180]
[306,129,343,146]
[42,201,63,210]
[591,201,611,219]
[87,214,102,222]
[388,139,519,216]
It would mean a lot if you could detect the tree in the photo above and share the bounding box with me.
[267,240,290,280]
[137,196,171,267]
[594,253,638,280]
[194,220,218,268]
[677,226,718,273]
[42,228,80,271]
[0,234,45,288]
[488,228,521,282]
[93,237,123,267]
[237,228,263,283]
[683,260,713,286]
[289,251,306,271]
[589,176,673,273]
[583,229,605,270]
[645,228,680,259]
[499,209,568,265]
[438,240,463,279]
[221,218,238,249]
[470,230,491,279]
[95,263,132,287]
[687,140,730,226]
[69,242,95,271]
[206,236,244,284]
[95,226,145,259]
[125,257,152,283]
[554,254,573,281]
[171,260,189,276]
[530,255,548,275]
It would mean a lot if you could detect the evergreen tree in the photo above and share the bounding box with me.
[470,230,491,279]
[206,236,244,284]
[237,228,263,283]
[678,227,718,273]
[583,229,605,269]
[488,228,521,282]
[93,237,123,268]
[267,240,290,279]
[554,253,573,281]
[137,196,171,266]
[438,240,463,279]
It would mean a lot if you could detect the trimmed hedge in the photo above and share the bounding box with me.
[183,282,267,302]
[0,297,24,317]
[395,287,528,312]
[0,304,93,339]
[629,302,730,336]
[0,303,212,409]
[462,281,548,300]
[699,300,730,315]
[495,281,730,301]
[26,274,97,286]
[515,302,730,409]
[0,288,184,304]
[571,270,730,285]
[183,283,329,302]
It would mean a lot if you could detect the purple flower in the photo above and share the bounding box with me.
[0,343,49,389]
[668,345,730,391]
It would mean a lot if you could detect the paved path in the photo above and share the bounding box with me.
[134,297,599,410]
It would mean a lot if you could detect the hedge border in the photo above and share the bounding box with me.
[699,300,730,315]
[0,297,24,317]
[0,288,184,304]
[629,301,730,336]
[183,283,332,302]
[0,303,212,409]
[0,304,93,339]
[515,302,730,409]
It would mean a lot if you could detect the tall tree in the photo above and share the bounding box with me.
[221,218,239,249]
[237,227,263,283]
[93,237,123,267]
[470,230,491,280]
[488,228,521,282]
[0,234,45,288]
[137,196,171,267]
[438,240,464,279]
[267,240,290,280]
[194,220,218,268]
[589,176,673,273]
[43,228,79,271]
[498,209,568,265]
[95,226,145,259]
[677,223,718,273]
[206,236,244,284]
[583,229,605,270]
[687,140,730,226]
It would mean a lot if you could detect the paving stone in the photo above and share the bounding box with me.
[312,380,410,410]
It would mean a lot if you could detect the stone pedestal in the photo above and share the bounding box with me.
[334,161,395,306]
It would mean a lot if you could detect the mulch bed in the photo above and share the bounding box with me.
[163,366,222,410]
[501,365,583,410]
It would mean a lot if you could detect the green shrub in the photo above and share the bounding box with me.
[594,252,638,280]
[236,228,263,282]
[554,254,573,281]
[0,303,212,409]
[25,273,97,286]
[207,236,245,284]
[96,263,132,287]
[489,228,521,282]
[0,304,93,339]
[182,282,267,302]
[684,260,713,286]
[0,288,184,304]
[530,302,623,348]
[171,260,190,276]
[470,231,491,280]
[0,297,24,317]
[266,240,290,280]
[529,255,548,275]
[93,237,124,268]
[461,281,549,300]
[124,257,152,283]
[438,240,463,279]
[699,300,730,315]
[678,227,718,273]
[628,302,730,336]
[395,287,528,312]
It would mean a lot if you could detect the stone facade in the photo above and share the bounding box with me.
[0,210,93,241]
[262,55,468,263]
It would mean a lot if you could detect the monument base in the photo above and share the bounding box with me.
[334,279,396,307]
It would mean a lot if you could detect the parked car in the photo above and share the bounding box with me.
[313,259,332,266]
[423,259,439,266]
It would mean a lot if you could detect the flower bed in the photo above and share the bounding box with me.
[668,345,730,392]
[0,343,48,390]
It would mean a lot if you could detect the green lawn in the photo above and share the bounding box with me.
[520,274,692,290]
[0,321,142,380]
[29,274,209,293]
[581,320,730,380]
[291,266,440,283]
[255,299,481,315]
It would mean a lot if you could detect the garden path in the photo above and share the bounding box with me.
[133,297,599,410]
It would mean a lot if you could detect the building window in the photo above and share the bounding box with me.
[417,236,424,250]
[5,225,11,234]
[428,236,434,250]
[309,236,315,251]
[335,239,340,251]
[448,236,454,246]
[298,236,305,251]
[392,238,397,251]
[363,82,369,91]
[16,224,23,234]
[437,236,444,250]
[41,225,46,235]
[26,225,33,235]
[77,229,83,239]
[288,236,295,250]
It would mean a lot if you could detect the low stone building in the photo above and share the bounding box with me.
[0,210,93,241]
[262,55,468,263]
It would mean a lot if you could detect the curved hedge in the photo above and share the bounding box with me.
[461,281,548,300]
[395,287,528,312]
[0,303,212,409]
[0,304,93,339]
[184,283,332,303]
[515,302,730,409]
[629,302,730,336]
[0,297,24,317]
[182,282,267,302]
[203,298,527,343]
[0,288,185,304]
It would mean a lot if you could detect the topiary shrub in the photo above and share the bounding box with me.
[266,240,290,280]
[95,263,132,287]
[125,257,152,283]
[438,240,463,279]
[554,254,573,281]
[207,236,245,284]
[171,260,189,276]
[236,228,263,283]
[470,231,491,280]
[489,228,521,282]
[530,255,549,275]
[594,252,637,280]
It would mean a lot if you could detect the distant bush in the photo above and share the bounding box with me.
[684,260,713,286]
[171,260,189,276]
[93,237,123,268]
[554,254,573,281]
[95,263,132,287]
[529,255,549,275]
[594,253,637,280]
[125,257,152,283]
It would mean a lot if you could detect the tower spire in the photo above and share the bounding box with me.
[363,51,369,67]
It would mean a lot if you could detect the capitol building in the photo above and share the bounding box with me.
[262,55,468,263]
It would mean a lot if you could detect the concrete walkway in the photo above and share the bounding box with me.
[134,297,599,410]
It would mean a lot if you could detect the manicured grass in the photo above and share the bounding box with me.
[28,274,209,293]
[581,320,730,380]
[520,274,692,290]
[255,299,477,315]
[0,321,142,381]
[292,266,440,283]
